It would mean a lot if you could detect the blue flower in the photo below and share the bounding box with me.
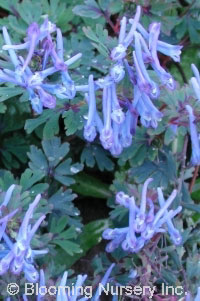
[123,6,141,48]
[133,85,163,129]
[136,23,182,62]
[37,87,56,109]
[110,121,122,156]
[157,188,182,245]
[110,83,125,124]
[100,86,114,149]
[42,38,54,69]
[84,75,97,142]
[2,27,20,68]
[22,23,40,72]
[134,178,153,233]
[148,22,175,90]
[111,6,141,60]
[194,287,200,301]
[134,31,159,98]
[190,64,200,102]
[110,63,125,83]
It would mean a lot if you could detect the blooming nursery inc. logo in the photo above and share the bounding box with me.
[0,1,200,300]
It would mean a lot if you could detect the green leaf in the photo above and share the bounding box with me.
[20,169,45,191]
[83,26,100,43]
[118,127,159,166]
[164,126,176,145]
[51,222,82,256]
[83,25,109,57]
[73,0,102,19]
[130,149,176,188]
[80,219,109,252]
[42,137,69,168]
[72,172,112,199]
[1,135,29,168]
[43,112,60,139]
[8,15,27,35]
[181,203,200,213]
[54,160,83,186]
[48,188,80,221]
[81,145,114,171]
[25,110,55,134]
[28,183,49,196]
[50,216,70,234]
[98,0,123,14]
[0,0,19,12]
[0,86,24,102]
[63,105,87,136]
[16,0,42,24]
[63,219,110,268]
[53,239,82,256]
[28,145,48,173]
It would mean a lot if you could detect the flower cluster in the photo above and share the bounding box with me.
[0,186,47,282]
[20,264,115,301]
[102,178,182,253]
[83,6,182,155]
[1,19,82,113]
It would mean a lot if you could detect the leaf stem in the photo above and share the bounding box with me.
[177,135,188,194]
[189,165,199,193]
[174,62,188,84]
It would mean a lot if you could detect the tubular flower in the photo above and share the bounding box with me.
[136,23,182,62]
[22,22,40,72]
[0,185,18,241]
[0,192,48,282]
[111,6,141,61]
[186,104,200,165]
[157,188,182,245]
[133,85,163,129]
[134,32,159,98]
[194,287,200,301]
[83,75,97,142]
[100,85,114,149]
[102,179,182,253]
[148,22,175,90]
[190,64,200,102]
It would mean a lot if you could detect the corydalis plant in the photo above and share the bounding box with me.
[103,178,182,253]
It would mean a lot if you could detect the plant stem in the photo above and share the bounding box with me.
[174,62,188,84]
[189,165,199,193]
[177,135,188,194]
